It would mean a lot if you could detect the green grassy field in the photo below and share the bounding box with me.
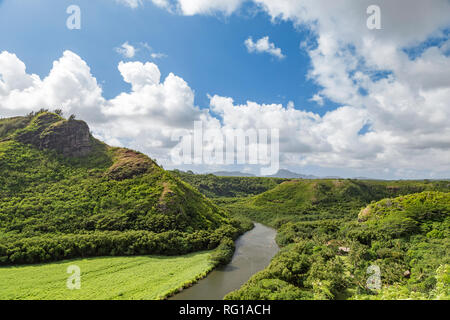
[0,251,214,300]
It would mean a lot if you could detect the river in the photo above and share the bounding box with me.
[170,223,279,300]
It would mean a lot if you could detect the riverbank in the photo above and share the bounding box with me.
[170,223,279,300]
[0,223,277,300]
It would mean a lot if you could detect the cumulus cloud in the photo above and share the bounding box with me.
[115,0,143,9]
[309,94,324,106]
[122,0,450,177]
[0,50,105,122]
[252,0,450,176]
[209,95,375,165]
[115,42,137,58]
[0,51,38,94]
[245,36,285,59]
[117,61,161,90]
[1,47,450,178]
[2,0,450,178]
[176,0,243,15]
[116,0,240,15]
[151,53,168,59]
[0,50,212,163]
[151,0,171,9]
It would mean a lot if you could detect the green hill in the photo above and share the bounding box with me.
[0,111,248,265]
[171,170,287,198]
[226,191,449,300]
[356,191,450,240]
[224,179,450,226]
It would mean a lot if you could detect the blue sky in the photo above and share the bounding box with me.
[0,0,331,114]
[1,0,449,179]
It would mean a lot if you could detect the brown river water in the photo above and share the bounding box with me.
[170,223,279,300]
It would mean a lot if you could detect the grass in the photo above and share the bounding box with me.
[0,251,214,300]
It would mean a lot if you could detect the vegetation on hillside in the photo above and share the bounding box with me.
[225,191,449,300]
[0,111,251,265]
[173,172,449,300]
[223,179,450,226]
[171,170,287,198]
[2,111,448,300]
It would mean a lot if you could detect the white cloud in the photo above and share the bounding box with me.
[1,49,450,178]
[2,0,450,178]
[137,42,167,60]
[0,50,211,163]
[115,42,137,58]
[209,95,374,163]
[245,36,285,59]
[310,94,324,106]
[143,0,450,177]
[0,51,39,94]
[104,60,205,128]
[116,0,241,15]
[176,0,243,15]
[115,0,143,9]
[0,50,105,122]
[151,0,171,9]
[117,61,161,90]
[151,53,168,59]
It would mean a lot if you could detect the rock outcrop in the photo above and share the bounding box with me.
[40,120,93,157]
[16,112,93,157]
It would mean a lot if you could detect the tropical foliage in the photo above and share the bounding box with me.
[171,170,287,198]
[225,191,450,300]
[0,111,251,265]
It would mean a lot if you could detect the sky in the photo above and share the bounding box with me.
[0,0,449,179]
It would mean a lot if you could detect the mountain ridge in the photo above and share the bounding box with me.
[0,111,249,265]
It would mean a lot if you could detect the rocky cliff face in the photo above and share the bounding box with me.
[40,120,93,157]
[16,113,93,157]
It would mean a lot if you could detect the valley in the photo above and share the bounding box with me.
[174,171,450,300]
[0,111,448,300]
[171,223,278,300]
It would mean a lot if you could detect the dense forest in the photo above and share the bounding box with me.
[170,170,287,198]
[0,111,251,265]
[225,191,449,300]
[173,175,449,300]
[224,179,450,225]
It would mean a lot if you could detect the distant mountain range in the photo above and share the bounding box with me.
[208,170,448,181]
[264,169,320,179]
[212,169,322,179]
[211,171,256,177]
[210,169,399,180]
